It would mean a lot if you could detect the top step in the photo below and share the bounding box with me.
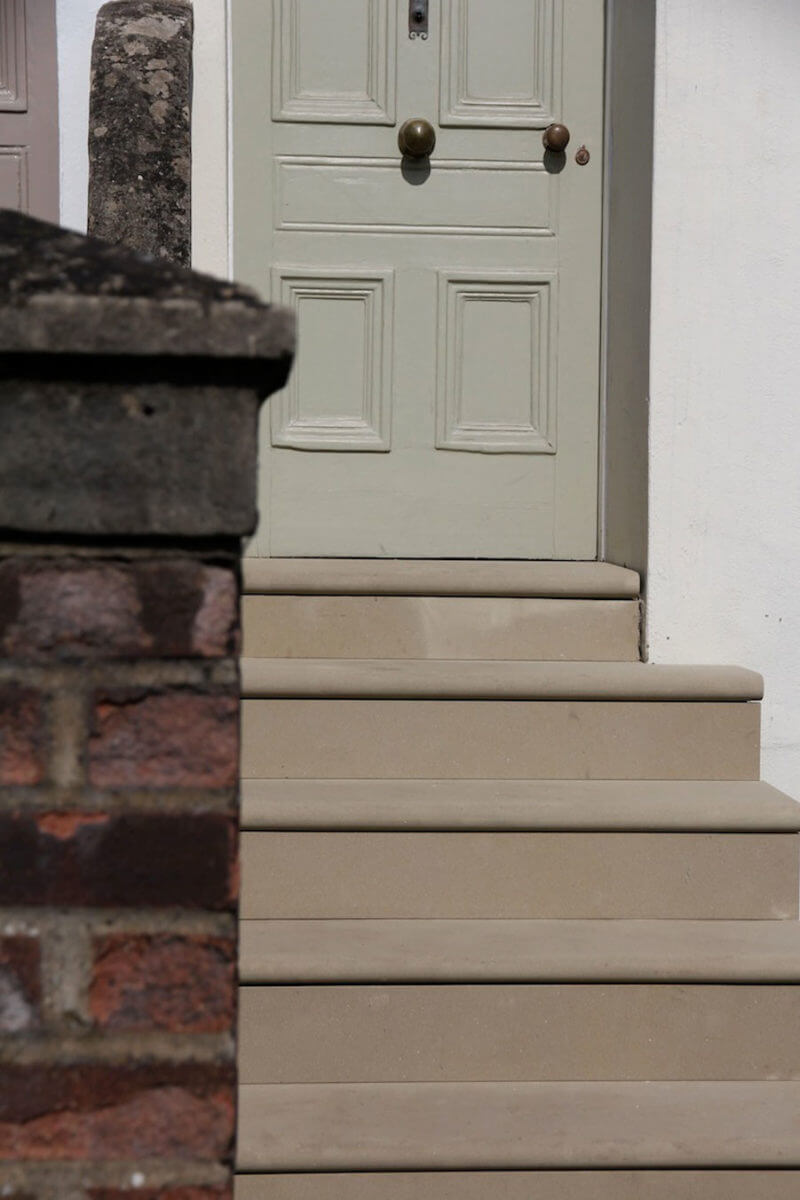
[242,559,640,599]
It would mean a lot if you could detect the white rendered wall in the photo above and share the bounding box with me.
[56,0,231,276]
[56,0,104,232]
[648,0,800,794]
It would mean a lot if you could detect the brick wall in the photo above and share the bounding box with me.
[0,551,240,1197]
[0,210,294,1199]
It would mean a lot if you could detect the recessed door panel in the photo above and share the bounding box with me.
[440,0,559,127]
[271,270,393,451]
[235,0,604,558]
[437,273,556,454]
[273,0,396,123]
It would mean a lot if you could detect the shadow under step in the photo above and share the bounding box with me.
[234,1170,800,1200]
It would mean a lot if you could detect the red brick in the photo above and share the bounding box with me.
[89,689,239,788]
[90,934,236,1032]
[0,812,237,909]
[0,685,44,785]
[0,559,238,660]
[0,1063,234,1161]
[0,936,41,1032]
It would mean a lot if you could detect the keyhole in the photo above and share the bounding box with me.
[413,9,424,21]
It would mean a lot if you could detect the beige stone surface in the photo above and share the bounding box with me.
[240,778,800,831]
[241,595,641,661]
[242,558,641,598]
[240,659,764,700]
[240,831,797,919]
[241,700,760,780]
[234,1172,800,1199]
[236,1080,800,1169]
[239,983,800,1083]
[239,918,800,983]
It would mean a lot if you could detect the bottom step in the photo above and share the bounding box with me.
[237,1081,800,1171]
[235,1172,800,1200]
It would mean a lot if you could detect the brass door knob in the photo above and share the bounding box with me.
[542,123,571,153]
[399,118,436,159]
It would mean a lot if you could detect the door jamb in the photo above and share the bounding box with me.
[599,0,655,581]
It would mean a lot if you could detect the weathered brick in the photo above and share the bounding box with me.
[89,689,239,788]
[90,934,236,1032]
[0,559,238,660]
[0,685,44,785]
[0,1063,234,1161]
[0,936,40,1032]
[0,813,236,908]
[90,1189,232,1200]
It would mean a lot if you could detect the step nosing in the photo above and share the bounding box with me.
[239,919,800,983]
[239,779,800,831]
[242,559,641,599]
[240,660,764,701]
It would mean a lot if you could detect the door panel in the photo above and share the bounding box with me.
[440,0,559,127]
[234,0,604,558]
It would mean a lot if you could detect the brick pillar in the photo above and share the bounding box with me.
[0,211,293,1199]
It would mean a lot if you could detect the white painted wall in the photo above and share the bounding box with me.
[56,0,104,232]
[55,0,800,793]
[648,0,800,794]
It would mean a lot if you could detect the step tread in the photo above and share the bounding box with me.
[242,559,640,599]
[240,659,763,700]
[237,1080,800,1170]
[241,779,800,830]
[240,918,800,982]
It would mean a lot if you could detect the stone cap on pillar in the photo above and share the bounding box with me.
[0,211,295,540]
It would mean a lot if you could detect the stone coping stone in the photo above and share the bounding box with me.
[0,211,295,366]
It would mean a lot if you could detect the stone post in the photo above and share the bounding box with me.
[0,211,293,1199]
[88,1,194,265]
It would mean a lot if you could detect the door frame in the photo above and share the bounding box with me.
[192,0,655,575]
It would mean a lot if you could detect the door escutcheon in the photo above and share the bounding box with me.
[409,0,429,39]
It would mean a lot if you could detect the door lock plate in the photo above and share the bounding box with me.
[409,0,429,39]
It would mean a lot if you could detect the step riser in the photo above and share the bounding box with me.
[241,832,798,919]
[241,700,760,780]
[237,1081,800,1170]
[242,595,641,661]
[235,1173,800,1199]
[240,984,800,1083]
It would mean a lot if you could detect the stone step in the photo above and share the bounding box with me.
[240,831,798,919]
[241,698,759,780]
[242,558,641,598]
[239,658,762,700]
[242,594,641,661]
[241,778,800,831]
[239,918,800,983]
[236,1080,800,1171]
[234,1171,800,1200]
[239,982,800,1083]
